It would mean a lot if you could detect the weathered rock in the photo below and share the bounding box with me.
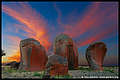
[19,38,48,71]
[53,33,78,69]
[44,54,68,76]
[85,42,107,71]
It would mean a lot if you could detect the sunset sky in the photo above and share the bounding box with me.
[2,2,118,66]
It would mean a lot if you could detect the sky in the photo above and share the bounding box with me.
[2,2,118,66]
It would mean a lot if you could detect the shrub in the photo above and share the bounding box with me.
[53,74,72,79]
[7,69,17,73]
[33,72,44,78]
[33,72,41,76]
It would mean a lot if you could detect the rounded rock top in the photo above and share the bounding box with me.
[54,33,73,42]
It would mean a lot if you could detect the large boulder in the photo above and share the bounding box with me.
[53,33,78,69]
[19,38,48,71]
[44,54,68,76]
[85,42,107,71]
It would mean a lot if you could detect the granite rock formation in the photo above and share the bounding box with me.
[19,38,48,71]
[53,33,78,69]
[86,42,107,71]
[44,54,68,76]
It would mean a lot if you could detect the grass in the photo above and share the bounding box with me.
[2,66,118,78]
[78,66,92,71]
[4,67,28,73]
[78,66,117,73]
[103,68,115,73]
[33,72,41,76]
[2,66,17,73]
[7,69,16,73]
[53,74,72,79]
[32,71,72,79]
[32,71,45,78]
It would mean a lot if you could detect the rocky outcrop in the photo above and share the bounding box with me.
[44,54,68,76]
[53,33,78,69]
[86,42,107,71]
[19,38,48,71]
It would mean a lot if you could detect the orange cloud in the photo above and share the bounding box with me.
[63,3,99,38]
[2,3,51,62]
[7,50,20,62]
[2,3,51,50]
[76,26,116,47]
[7,35,21,43]
[65,3,116,37]
[2,35,21,63]
[2,3,52,63]
[63,2,118,47]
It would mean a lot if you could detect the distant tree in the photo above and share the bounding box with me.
[2,50,6,56]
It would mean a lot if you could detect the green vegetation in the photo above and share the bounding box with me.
[3,66,28,73]
[33,72,41,76]
[32,71,45,78]
[69,66,75,70]
[78,66,117,73]
[53,74,72,79]
[2,66,118,78]
[103,67,115,73]
[2,66,16,73]
[78,66,92,71]
[32,71,72,79]
[17,70,27,73]
[7,69,16,73]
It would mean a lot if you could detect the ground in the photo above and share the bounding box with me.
[69,66,118,78]
[2,66,118,79]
